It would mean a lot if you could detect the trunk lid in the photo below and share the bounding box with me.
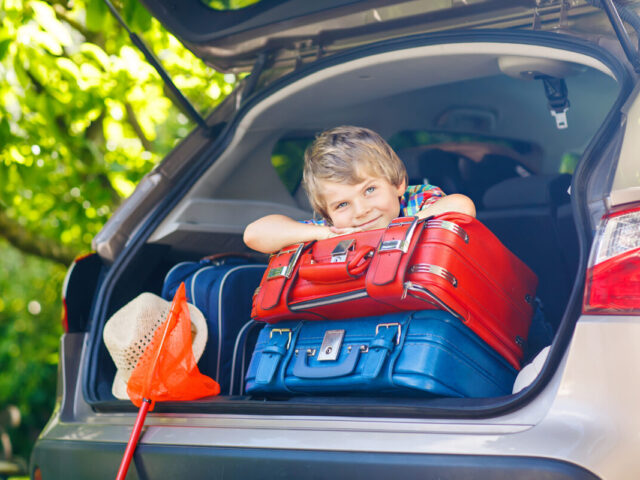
[140,0,640,73]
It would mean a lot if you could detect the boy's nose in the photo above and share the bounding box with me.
[353,200,370,218]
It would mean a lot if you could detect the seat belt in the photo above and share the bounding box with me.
[539,75,570,130]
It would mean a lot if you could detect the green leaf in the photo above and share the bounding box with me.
[31,1,72,48]
[0,38,12,61]
[55,57,80,81]
[123,1,152,32]
[0,117,11,144]
[85,0,109,32]
[80,43,111,71]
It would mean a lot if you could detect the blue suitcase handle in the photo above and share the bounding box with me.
[292,348,360,379]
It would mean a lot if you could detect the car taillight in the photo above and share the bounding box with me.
[583,203,640,314]
[61,252,95,333]
[61,297,69,333]
[61,264,74,333]
[33,466,43,480]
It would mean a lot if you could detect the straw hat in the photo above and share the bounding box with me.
[103,292,207,400]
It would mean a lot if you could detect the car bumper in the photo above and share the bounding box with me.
[32,315,639,479]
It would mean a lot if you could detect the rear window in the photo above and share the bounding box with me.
[271,137,311,195]
[388,130,541,161]
[270,131,545,206]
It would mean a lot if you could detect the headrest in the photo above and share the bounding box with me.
[482,174,571,209]
[399,148,466,195]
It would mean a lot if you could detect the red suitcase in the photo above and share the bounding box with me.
[251,213,537,369]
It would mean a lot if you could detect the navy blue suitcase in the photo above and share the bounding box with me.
[229,319,263,395]
[245,310,516,397]
[162,257,266,395]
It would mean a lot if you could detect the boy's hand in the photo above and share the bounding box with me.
[326,225,363,238]
[244,215,366,253]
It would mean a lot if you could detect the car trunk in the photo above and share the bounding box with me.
[82,22,631,418]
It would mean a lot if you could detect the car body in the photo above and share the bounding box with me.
[31,0,640,478]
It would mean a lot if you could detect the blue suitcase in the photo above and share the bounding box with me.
[229,319,263,395]
[245,310,516,397]
[162,256,266,395]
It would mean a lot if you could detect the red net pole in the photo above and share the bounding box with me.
[115,398,152,480]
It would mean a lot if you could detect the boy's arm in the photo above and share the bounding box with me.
[243,214,359,253]
[416,193,476,220]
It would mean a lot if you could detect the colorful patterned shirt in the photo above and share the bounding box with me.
[401,184,446,216]
[304,184,445,225]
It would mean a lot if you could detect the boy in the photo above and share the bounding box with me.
[244,126,476,254]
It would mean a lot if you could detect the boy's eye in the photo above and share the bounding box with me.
[336,202,348,209]
[365,186,376,194]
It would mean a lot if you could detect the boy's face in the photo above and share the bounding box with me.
[319,173,406,231]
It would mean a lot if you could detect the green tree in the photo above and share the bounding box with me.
[0,0,235,465]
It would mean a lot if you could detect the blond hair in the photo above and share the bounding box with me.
[303,126,407,222]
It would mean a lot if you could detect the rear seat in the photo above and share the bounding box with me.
[399,147,468,196]
[477,174,575,329]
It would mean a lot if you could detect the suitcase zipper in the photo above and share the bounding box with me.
[289,289,369,310]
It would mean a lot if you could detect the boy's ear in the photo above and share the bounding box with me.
[396,179,407,196]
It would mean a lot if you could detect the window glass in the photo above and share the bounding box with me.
[271,131,554,206]
[388,130,539,159]
[202,0,261,10]
[271,138,312,194]
[559,152,580,174]
[388,130,544,208]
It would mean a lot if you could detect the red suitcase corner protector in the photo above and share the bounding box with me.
[256,243,306,311]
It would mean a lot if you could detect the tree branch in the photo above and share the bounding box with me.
[125,102,153,151]
[85,111,123,206]
[0,209,79,266]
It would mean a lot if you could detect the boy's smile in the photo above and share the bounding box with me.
[319,174,406,231]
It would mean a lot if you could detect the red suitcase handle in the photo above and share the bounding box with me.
[298,246,375,283]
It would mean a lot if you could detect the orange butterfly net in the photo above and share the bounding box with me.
[126,282,220,409]
[117,283,220,480]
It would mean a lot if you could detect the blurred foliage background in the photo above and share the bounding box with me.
[0,0,236,472]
